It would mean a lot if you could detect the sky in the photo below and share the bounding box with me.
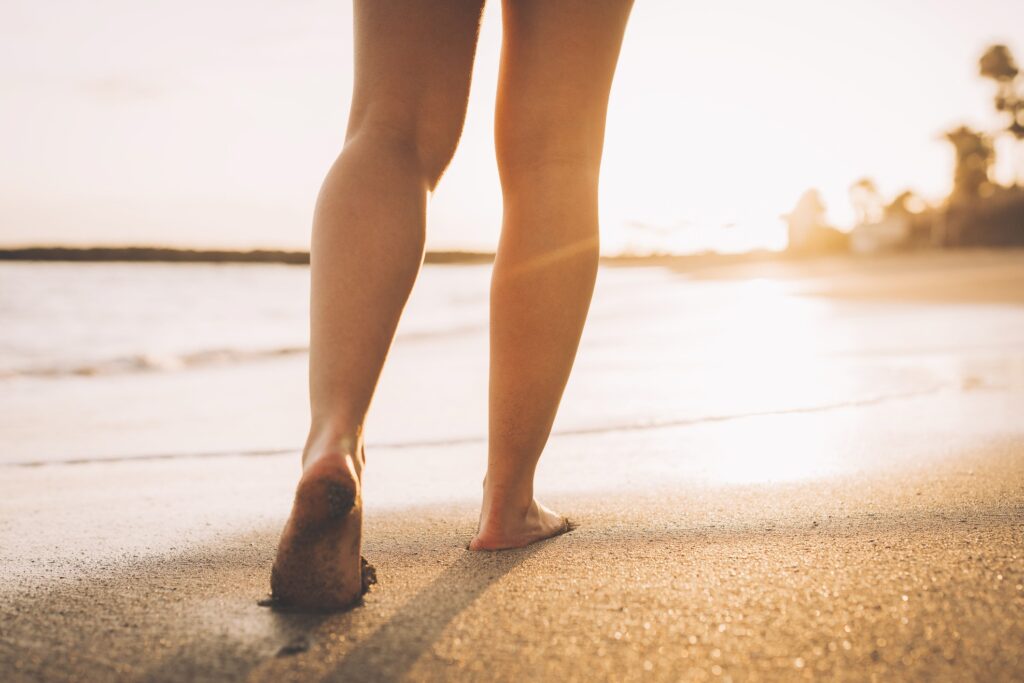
[2,0,1023,254]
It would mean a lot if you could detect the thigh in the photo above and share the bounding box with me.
[495,0,633,171]
[348,0,486,168]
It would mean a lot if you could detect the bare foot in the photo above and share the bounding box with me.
[270,441,368,611]
[469,498,574,551]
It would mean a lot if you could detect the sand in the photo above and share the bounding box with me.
[1,249,1023,681]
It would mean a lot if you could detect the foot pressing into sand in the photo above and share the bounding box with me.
[469,491,573,551]
[270,434,372,611]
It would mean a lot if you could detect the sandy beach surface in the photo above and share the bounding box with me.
[1,250,1023,681]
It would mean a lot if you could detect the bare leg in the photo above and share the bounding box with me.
[471,0,633,550]
[272,0,484,610]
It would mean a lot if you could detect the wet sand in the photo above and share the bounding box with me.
[2,250,1023,681]
[671,248,1024,305]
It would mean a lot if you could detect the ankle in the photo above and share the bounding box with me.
[303,422,364,471]
[480,483,535,526]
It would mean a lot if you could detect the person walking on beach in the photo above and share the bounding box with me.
[272,0,634,610]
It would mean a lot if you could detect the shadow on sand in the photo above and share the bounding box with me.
[324,544,540,682]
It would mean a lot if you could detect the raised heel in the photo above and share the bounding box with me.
[291,453,359,531]
[325,480,356,520]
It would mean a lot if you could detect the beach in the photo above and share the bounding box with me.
[1,249,1023,681]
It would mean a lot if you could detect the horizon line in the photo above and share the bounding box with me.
[0,244,786,266]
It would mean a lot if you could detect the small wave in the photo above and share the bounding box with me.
[0,323,486,380]
[0,346,309,379]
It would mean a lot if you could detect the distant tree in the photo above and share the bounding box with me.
[944,126,995,202]
[849,177,885,225]
[885,190,924,218]
[980,44,1024,184]
[980,44,1019,80]
[980,44,1024,136]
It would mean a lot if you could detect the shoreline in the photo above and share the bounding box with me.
[3,390,1022,681]
[0,246,495,266]
[2,243,1022,269]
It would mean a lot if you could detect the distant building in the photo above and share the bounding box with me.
[850,215,911,253]
[784,189,849,253]
[784,190,826,250]
[851,190,943,253]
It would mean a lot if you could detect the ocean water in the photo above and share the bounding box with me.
[2,259,1023,466]
[0,262,488,379]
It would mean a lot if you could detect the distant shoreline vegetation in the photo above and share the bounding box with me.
[0,245,789,267]
[0,246,495,266]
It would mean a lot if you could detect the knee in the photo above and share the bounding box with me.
[495,130,603,194]
[346,110,464,191]
[496,149,602,204]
